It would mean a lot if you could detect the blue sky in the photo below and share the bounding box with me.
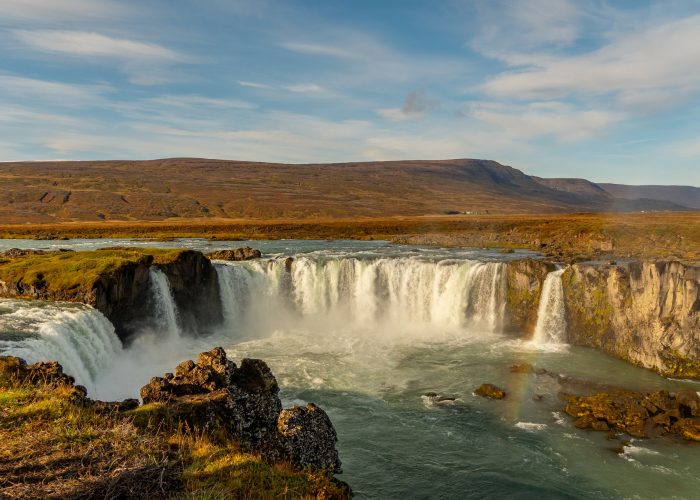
[1,0,699,184]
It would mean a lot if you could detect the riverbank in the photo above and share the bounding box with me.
[1,212,699,261]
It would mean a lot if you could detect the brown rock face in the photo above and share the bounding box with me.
[562,260,700,378]
[208,247,262,261]
[562,389,700,441]
[139,348,342,473]
[474,383,507,399]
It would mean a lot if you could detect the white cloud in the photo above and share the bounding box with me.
[146,95,255,110]
[469,0,584,60]
[284,83,324,93]
[279,42,356,59]
[481,14,700,100]
[238,81,274,89]
[1,0,126,22]
[0,75,109,106]
[12,30,183,62]
[469,101,622,141]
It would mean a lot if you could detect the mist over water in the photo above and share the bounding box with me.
[1,239,699,498]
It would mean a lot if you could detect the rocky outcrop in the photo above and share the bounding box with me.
[0,355,139,410]
[139,348,342,474]
[562,388,700,441]
[207,246,262,261]
[562,261,700,378]
[503,259,555,335]
[474,383,507,399]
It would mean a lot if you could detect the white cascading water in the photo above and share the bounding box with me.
[149,267,182,339]
[0,302,123,391]
[531,268,567,345]
[215,257,507,337]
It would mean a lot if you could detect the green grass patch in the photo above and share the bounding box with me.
[0,247,184,294]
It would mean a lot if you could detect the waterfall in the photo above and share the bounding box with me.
[149,267,181,339]
[0,303,123,391]
[532,268,567,345]
[215,257,507,335]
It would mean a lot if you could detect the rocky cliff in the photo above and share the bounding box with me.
[562,261,700,378]
[95,250,223,340]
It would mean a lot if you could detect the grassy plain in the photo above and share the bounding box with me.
[1,212,698,260]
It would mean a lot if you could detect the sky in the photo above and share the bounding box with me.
[1,0,699,184]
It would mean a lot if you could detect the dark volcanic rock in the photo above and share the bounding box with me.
[93,250,222,340]
[139,348,342,473]
[269,403,342,474]
[474,383,507,399]
[208,246,262,261]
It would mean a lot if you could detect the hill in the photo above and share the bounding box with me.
[598,183,700,210]
[0,158,696,223]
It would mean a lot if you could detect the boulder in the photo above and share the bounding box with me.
[474,383,506,399]
[267,403,342,474]
[207,247,262,261]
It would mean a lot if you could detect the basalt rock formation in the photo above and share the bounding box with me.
[140,347,342,474]
[562,260,700,378]
[93,250,223,340]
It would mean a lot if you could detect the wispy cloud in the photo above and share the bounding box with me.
[279,42,355,59]
[238,81,274,89]
[0,74,109,106]
[238,80,328,95]
[145,95,255,110]
[469,101,622,141]
[12,30,183,62]
[480,14,700,101]
[1,0,126,22]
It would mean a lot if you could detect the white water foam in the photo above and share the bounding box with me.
[215,257,507,339]
[0,301,123,392]
[532,268,567,346]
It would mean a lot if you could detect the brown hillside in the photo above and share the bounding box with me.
[0,158,630,223]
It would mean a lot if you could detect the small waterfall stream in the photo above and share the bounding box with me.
[531,268,567,345]
[149,267,182,339]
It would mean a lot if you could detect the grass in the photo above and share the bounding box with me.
[0,247,184,295]
[0,372,349,499]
